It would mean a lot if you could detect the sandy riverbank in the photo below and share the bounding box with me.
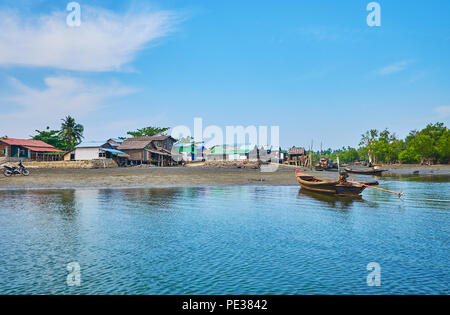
[1,164,448,190]
[0,166,296,189]
[380,164,450,176]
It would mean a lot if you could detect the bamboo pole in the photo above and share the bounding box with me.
[351,178,404,196]
[363,185,404,197]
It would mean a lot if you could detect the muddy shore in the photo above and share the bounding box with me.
[0,164,449,190]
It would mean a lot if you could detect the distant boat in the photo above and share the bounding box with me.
[344,168,385,176]
[314,164,324,171]
[323,164,339,172]
[296,170,367,196]
[315,158,338,172]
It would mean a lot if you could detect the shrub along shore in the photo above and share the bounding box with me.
[315,122,449,165]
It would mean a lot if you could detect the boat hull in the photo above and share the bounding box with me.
[344,168,385,176]
[296,170,366,196]
[298,182,366,196]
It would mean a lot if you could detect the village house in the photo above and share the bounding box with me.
[173,142,206,162]
[64,141,129,166]
[288,146,306,166]
[205,144,284,163]
[118,136,177,166]
[206,144,255,161]
[0,138,64,162]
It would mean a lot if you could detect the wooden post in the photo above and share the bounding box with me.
[320,142,322,161]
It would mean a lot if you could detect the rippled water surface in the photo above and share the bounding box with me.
[0,179,449,294]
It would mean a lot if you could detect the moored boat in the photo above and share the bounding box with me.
[314,164,324,171]
[323,164,338,172]
[344,167,385,176]
[295,170,366,196]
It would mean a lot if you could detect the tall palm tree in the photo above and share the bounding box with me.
[59,116,84,150]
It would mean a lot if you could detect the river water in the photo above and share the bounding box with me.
[0,177,449,294]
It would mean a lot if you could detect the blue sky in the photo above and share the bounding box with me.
[0,0,449,149]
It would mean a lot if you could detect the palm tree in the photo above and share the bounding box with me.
[59,116,84,150]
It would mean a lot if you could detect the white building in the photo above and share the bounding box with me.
[64,141,127,162]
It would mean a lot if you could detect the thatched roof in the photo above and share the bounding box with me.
[289,147,305,155]
[129,136,175,142]
[118,139,150,150]
[118,136,176,150]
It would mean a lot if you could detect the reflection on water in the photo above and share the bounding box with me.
[0,182,449,295]
[297,189,367,211]
[383,174,450,183]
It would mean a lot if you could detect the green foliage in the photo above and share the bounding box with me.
[127,127,170,138]
[314,146,360,164]
[398,148,420,163]
[436,130,450,163]
[359,129,378,163]
[31,117,84,151]
[58,116,84,151]
[340,147,360,163]
[358,122,449,165]
[31,127,65,150]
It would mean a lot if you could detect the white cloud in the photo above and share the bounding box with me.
[0,76,135,137]
[376,60,413,76]
[0,6,179,72]
[435,106,450,118]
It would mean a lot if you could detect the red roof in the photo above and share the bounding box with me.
[0,138,64,152]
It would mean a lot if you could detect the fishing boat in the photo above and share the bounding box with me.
[344,167,385,176]
[315,158,338,172]
[295,170,366,196]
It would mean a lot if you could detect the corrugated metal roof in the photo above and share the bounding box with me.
[76,141,107,148]
[128,136,174,141]
[101,148,127,155]
[118,139,150,150]
[108,138,123,143]
[21,145,63,153]
[145,148,170,156]
[119,136,176,150]
[0,138,64,152]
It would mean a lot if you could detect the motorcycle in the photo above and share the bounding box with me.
[2,161,30,177]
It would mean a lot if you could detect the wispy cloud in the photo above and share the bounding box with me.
[435,106,450,118]
[0,6,180,72]
[0,76,135,137]
[376,60,413,76]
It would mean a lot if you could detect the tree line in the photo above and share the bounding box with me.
[25,118,450,165]
[314,122,449,165]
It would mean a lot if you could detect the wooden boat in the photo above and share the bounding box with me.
[295,170,366,196]
[344,167,385,176]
